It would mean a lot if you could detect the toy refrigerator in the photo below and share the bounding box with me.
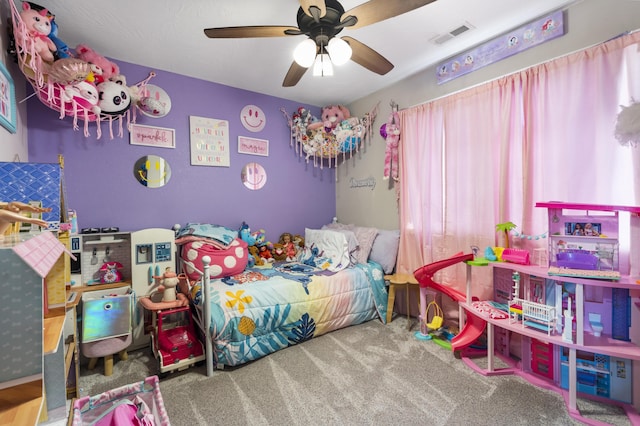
[129,228,176,350]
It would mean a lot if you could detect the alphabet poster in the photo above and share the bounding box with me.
[189,116,230,167]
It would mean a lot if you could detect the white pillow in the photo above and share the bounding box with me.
[304,228,355,272]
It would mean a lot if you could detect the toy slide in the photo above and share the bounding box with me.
[451,311,486,352]
[414,252,485,351]
[413,252,474,302]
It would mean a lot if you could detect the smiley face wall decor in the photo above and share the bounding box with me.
[240,104,266,132]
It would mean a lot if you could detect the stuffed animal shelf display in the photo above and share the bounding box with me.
[382,110,401,181]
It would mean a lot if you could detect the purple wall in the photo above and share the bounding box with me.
[27,60,335,242]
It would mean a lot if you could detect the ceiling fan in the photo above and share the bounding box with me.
[204,0,437,87]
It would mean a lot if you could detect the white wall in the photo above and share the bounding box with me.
[339,0,640,230]
[0,0,28,162]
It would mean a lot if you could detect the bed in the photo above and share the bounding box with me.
[175,223,400,374]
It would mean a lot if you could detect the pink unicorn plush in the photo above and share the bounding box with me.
[383,111,401,181]
[20,2,56,63]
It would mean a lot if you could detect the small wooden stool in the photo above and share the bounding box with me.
[83,334,132,376]
[384,274,420,330]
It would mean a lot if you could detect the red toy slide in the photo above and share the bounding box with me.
[413,252,486,351]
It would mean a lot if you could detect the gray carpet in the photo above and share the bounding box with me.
[77,317,631,426]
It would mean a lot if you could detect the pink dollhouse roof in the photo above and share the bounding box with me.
[12,231,74,278]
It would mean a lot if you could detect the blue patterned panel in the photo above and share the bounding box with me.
[0,250,43,383]
[0,162,61,227]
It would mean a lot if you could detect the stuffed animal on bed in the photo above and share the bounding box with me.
[248,245,263,267]
[272,243,287,262]
[20,2,57,63]
[239,221,257,246]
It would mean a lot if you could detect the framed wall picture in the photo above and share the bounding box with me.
[0,62,17,134]
[129,124,176,148]
[189,116,230,167]
[238,136,269,156]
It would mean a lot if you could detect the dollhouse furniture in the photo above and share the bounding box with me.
[384,273,420,329]
[452,202,640,425]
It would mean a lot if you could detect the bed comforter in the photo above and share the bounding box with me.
[195,261,388,367]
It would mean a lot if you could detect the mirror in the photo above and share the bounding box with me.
[241,162,267,190]
[133,155,171,188]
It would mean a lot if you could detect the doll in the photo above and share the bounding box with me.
[258,244,274,263]
[383,111,401,181]
[0,201,50,235]
[279,232,297,261]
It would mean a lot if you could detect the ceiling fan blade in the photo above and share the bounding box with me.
[204,26,300,38]
[299,0,326,21]
[342,36,393,75]
[283,61,309,87]
[342,0,436,29]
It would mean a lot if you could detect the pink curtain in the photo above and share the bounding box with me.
[398,32,640,306]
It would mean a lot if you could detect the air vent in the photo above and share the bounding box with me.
[431,22,474,45]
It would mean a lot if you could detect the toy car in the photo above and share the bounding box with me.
[151,305,205,375]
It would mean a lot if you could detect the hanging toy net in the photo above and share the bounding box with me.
[9,0,155,139]
[281,102,379,170]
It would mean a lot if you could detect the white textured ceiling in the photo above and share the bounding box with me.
[29,0,577,106]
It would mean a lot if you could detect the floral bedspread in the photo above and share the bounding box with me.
[202,261,388,367]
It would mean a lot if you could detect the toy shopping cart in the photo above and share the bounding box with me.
[71,376,170,425]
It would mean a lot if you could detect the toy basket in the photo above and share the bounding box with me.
[70,375,170,425]
[424,300,444,330]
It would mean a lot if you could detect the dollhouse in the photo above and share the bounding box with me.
[458,202,640,424]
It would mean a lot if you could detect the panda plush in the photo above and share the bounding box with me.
[97,80,131,116]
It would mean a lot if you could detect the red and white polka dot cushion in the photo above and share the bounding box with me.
[181,238,248,280]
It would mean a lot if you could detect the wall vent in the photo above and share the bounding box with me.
[432,22,474,45]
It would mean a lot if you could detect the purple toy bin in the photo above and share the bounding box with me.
[556,251,598,270]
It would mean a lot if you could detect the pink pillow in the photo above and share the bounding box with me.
[352,226,378,265]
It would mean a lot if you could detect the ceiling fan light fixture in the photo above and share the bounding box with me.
[313,53,333,77]
[327,37,352,66]
[293,39,317,68]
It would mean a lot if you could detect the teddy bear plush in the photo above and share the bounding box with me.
[272,243,287,262]
[248,245,264,267]
[383,111,401,181]
[75,44,120,84]
[307,105,351,132]
[19,2,57,63]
